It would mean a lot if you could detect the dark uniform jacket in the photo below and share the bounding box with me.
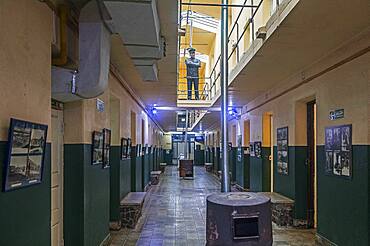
[185,58,201,78]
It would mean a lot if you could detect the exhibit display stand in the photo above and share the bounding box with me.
[179,159,194,178]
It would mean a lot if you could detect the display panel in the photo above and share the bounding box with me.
[92,131,103,165]
[325,124,352,178]
[277,127,289,175]
[102,128,111,168]
[121,137,131,160]
[3,118,48,191]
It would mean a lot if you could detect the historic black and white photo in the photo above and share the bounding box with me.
[121,137,129,159]
[325,124,352,178]
[250,142,255,157]
[102,128,111,168]
[92,131,103,165]
[4,118,48,191]
[254,141,262,158]
[277,127,289,175]
[325,151,333,173]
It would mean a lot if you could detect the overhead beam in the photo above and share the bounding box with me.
[182,2,258,8]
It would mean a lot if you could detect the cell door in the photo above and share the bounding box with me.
[51,109,64,246]
[307,101,317,228]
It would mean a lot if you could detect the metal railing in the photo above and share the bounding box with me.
[178,0,282,102]
[177,78,212,100]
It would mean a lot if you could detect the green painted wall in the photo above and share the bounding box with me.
[250,156,263,191]
[215,148,221,172]
[194,149,205,166]
[164,149,172,165]
[143,154,150,189]
[149,152,154,172]
[261,147,271,191]
[273,146,308,220]
[64,144,110,246]
[235,147,250,189]
[110,146,131,223]
[250,147,271,192]
[317,145,369,246]
[230,147,237,182]
[131,155,143,192]
[0,142,51,246]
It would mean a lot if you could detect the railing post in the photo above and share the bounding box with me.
[236,22,240,63]
[251,0,255,41]
[221,0,230,193]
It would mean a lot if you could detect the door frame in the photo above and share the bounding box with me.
[306,100,317,228]
[51,109,64,246]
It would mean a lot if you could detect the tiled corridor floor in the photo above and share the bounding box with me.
[110,166,316,246]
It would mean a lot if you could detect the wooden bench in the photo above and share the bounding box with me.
[120,192,146,228]
[159,162,167,172]
[150,170,162,185]
[205,163,213,172]
[260,192,294,227]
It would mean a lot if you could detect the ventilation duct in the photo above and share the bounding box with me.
[103,0,164,81]
[51,1,111,102]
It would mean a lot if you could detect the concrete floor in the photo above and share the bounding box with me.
[110,166,316,246]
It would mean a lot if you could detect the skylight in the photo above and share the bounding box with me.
[181,11,220,33]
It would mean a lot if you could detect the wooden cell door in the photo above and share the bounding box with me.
[51,109,64,246]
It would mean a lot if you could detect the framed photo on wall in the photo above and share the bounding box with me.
[3,118,48,191]
[92,131,103,165]
[137,144,142,157]
[102,128,111,169]
[277,127,289,175]
[127,138,132,158]
[121,137,130,160]
[250,142,255,157]
[145,144,149,155]
[254,142,262,158]
[325,124,352,178]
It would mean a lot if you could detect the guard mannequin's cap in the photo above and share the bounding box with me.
[188,47,196,53]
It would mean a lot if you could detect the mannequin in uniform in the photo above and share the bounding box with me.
[185,47,201,100]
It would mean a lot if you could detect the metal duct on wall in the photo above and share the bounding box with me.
[51,1,111,102]
[104,0,164,81]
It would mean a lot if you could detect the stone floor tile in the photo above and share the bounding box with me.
[110,166,317,246]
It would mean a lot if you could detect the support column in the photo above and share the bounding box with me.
[221,0,230,192]
[185,110,189,159]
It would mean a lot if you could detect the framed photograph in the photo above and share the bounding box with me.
[127,138,132,157]
[3,118,48,191]
[277,127,289,175]
[121,138,130,160]
[250,142,255,157]
[254,142,262,158]
[92,131,103,165]
[102,129,111,168]
[145,144,149,155]
[325,124,352,178]
[137,144,142,157]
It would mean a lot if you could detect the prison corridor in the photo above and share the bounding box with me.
[110,166,316,246]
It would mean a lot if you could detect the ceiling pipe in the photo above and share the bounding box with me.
[51,0,111,102]
[52,5,68,66]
